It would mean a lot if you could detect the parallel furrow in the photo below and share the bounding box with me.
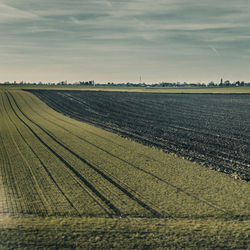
[32,91,247,174]
[18,93,167,213]
[0,93,27,214]
[29,90,249,180]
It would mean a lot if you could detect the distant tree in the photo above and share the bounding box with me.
[208,81,215,87]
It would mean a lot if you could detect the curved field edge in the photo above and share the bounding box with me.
[1,216,249,249]
[27,89,250,181]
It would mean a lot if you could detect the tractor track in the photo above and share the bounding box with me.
[7,91,164,218]
[2,94,80,216]
[5,92,119,218]
[18,93,169,214]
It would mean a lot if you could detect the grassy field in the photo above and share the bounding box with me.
[1,216,249,249]
[0,88,249,248]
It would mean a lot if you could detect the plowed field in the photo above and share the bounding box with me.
[28,90,250,181]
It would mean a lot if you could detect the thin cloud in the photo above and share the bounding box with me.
[209,46,220,56]
[103,0,113,7]
[0,3,37,22]
[0,0,250,83]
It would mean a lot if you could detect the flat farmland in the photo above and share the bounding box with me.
[28,90,250,181]
[1,88,249,248]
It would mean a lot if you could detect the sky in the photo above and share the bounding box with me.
[0,0,250,84]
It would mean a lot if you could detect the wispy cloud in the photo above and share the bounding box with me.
[0,0,250,82]
[209,46,220,56]
[0,3,37,22]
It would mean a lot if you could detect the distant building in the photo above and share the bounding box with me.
[220,78,223,85]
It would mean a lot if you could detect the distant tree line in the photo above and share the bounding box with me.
[1,79,250,87]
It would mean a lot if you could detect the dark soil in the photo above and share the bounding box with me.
[27,90,250,181]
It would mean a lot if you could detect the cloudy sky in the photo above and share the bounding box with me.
[0,0,250,83]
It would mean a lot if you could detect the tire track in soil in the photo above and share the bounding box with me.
[0,93,27,215]
[0,93,12,215]
[20,92,227,214]
[2,94,55,216]
[8,91,164,219]
[2,96,80,216]
[5,92,118,218]
[26,92,173,165]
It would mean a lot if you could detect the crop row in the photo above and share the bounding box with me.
[1,91,106,216]
[1,90,167,217]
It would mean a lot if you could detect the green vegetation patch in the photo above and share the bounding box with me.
[1,216,249,249]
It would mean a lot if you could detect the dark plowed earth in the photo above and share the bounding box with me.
[27,90,250,181]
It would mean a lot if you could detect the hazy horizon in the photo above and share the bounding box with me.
[1,0,250,83]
